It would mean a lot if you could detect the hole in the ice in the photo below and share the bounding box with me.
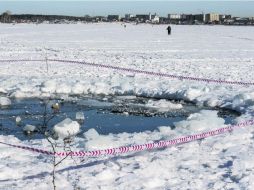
[0,95,240,140]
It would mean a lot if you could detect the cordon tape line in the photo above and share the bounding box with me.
[49,59,254,86]
[0,119,253,157]
[0,58,254,157]
[0,58,253,86]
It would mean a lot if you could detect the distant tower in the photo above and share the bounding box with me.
[202,11,205,22]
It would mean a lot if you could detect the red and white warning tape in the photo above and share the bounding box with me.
[0,58,253,86]
[0,119,253,157]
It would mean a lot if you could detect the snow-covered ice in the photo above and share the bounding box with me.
[15,116,22,125]
[0,23,254,189]
[76,111,85,121]
[23,124,36,133]
[146,99,183,112]
[0,96,11,106]
[53,118,80,139]
[174,110,226,132]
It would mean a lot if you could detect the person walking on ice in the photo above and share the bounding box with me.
[167,25,171,35]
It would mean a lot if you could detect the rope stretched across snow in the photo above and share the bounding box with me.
[0,119,253,157]
[0,58,253,86]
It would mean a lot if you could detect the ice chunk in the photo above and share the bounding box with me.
[83,129,123,149]
[72,82,85,94]
[53,118,80,139]
[77,99,114,107]
[146,99,183,112]
[143,178,165,188]
[16,116,22,126]
[174,110,225,131]
[158,126,175,136]
[76,112,85,121]
[205,98,222,107]
[232,93,254,111]
[0,97,11,106]
[0,87,7,93]
[56,83,72,94]
[179,87,205,101]
[23,124,36,132]
[96,170,115,181]
[41,80,57,93]
[84,128,100,140]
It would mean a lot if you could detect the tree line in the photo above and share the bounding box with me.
[1,11,88,23]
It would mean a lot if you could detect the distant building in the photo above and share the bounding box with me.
[205,13,220,23]
[219,14,232,22]
[107,15,121,21]
[151,13,159,23]
[168,14,203,24]
[95,16,107,22]
[168,14,182,24]
[249,17,254,25]
[193,14,205,23]
[168,14,181,20]
[125,14,134,20]
[225,15,232,19]
[181,14,194,23]
[224,18,234,25]
[136,13,152,22]
[219,15,225,22]
[234,17,249,25]
[159,17,169,24]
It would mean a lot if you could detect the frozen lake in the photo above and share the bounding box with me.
[0,23,254,190]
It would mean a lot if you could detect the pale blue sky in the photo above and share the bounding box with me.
[0,1,253,17]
